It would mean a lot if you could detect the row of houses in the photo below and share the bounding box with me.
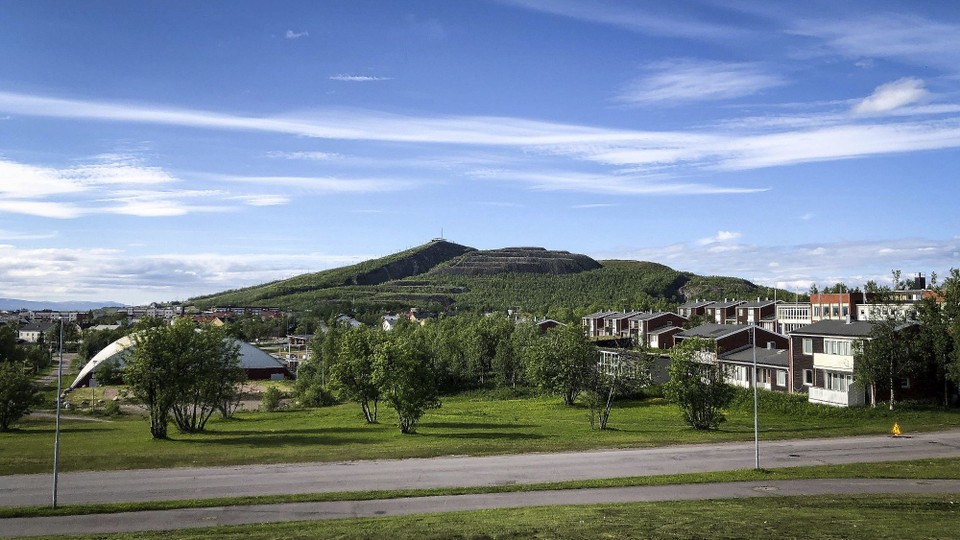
[585,282,941,407]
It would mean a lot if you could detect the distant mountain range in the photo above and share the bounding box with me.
[0,298,126,311]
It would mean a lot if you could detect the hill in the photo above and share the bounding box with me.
[190,241,783,316]
[433,247,601,276]
[192,240,474,307]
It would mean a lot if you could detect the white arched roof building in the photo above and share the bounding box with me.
[69,335,290,391]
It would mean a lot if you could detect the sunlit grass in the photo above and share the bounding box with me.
[3,392,958,476]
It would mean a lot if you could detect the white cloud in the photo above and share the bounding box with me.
[791,14,960,70]
[2,90,960,192]
[234,194,290,207]
[697,230,742,245]
[497,0,742,40]
[616,60,787,105]
[469,169,766,195]
[0,229,57,241]
[0,245,372,304]
[329,74,392,82]
[285,30,309,39]
[597,236,960,294]
[219,175,416,193]
[266,151,342,160]
[853,77,929,115]
[573,203,617,209]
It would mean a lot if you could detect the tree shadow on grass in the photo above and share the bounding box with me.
[427,432,546,441]
[173,433,372,447]
[418,421,538,430]
[11,426,112,435]
[200,426,376,437]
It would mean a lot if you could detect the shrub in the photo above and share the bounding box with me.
[260,386,285,412]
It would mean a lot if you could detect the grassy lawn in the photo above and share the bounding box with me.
[3,391,959,476]
[37,494,960,539]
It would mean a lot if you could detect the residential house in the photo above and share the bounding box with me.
[809,293,864,322]
[787,319,926,407]
[17,321,57,343]
[582,311,619,338]
[735,299,780,332]
[677,300,714,319]
[675,323,790,393]
[775,302,812,335]
[604,311,643,339]
[627,311,688,349]
[704,300,743,325]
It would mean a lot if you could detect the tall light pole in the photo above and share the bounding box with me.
[52,316,64,508]
[752,324,760,470]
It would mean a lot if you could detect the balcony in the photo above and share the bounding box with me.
[808,385,865,407]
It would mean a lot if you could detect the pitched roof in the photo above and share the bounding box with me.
[628,311,677,321]
[648,325,682,336]
[720,346,789,368]
[710,300,744,309]
[676,323,749,340]
[789,319,916,338]
[679,300,714,309]
[739,299,780,308]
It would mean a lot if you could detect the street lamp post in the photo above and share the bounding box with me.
[52,316,64,508]
[752,324,760,470]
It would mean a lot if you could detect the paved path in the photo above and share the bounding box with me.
[5,478,960,537]
[4,429,960,508]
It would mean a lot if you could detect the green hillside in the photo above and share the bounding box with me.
[189,241,782,317]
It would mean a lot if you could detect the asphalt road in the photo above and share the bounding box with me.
[5,478,960,537]
[4,428,960,508]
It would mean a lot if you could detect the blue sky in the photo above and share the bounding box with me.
[1,0,958,305]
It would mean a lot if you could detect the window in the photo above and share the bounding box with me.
[901,378,911,389]
[824,339,851,356]
[825,371,852,392]
[776,370,787,387]
[803,369,814,386]
[802,338,813,355]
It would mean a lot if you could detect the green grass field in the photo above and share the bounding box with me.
[33,494,960,539]
[3,392,958,475]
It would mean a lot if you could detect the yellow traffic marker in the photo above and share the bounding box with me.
[891,422,902,437]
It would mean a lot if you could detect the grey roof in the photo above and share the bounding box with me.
[648,325,682,336]
[720,346,789,368]
[679,300,714,309]
[790,319,916,338]
[710,300,744,309]
[236,341,289,370]
[606,311,643,321]
[739,299,780,308]
[583,311,619,320]
[677,323,749,339]
[20,321,57,332]
[628,311,677,321]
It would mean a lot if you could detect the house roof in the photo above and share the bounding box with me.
[648,325,682,336]
[789,319,916,338]
[582,311,619,320]
[709,300,744,309]
[606,311,642,321]
[720,346,789,368]
[20,321,57,333]
[676,323,749,340]
[68,335,288,391]
[628,311,675,321]
[679,300,714,309]
[739,299,779,308]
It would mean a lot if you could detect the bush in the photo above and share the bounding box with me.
[100,399,122,417]
[260,386,285,412]
[295,382,338,408]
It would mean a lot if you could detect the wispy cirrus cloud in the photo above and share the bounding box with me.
[329,74,392,82]
[468,169,766,195]
[616,59,787,105]
[791,13,960,70]
[285,30,309,39]
[496,0,745,40]
[266,150,342,160]
[2,89,959,194]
